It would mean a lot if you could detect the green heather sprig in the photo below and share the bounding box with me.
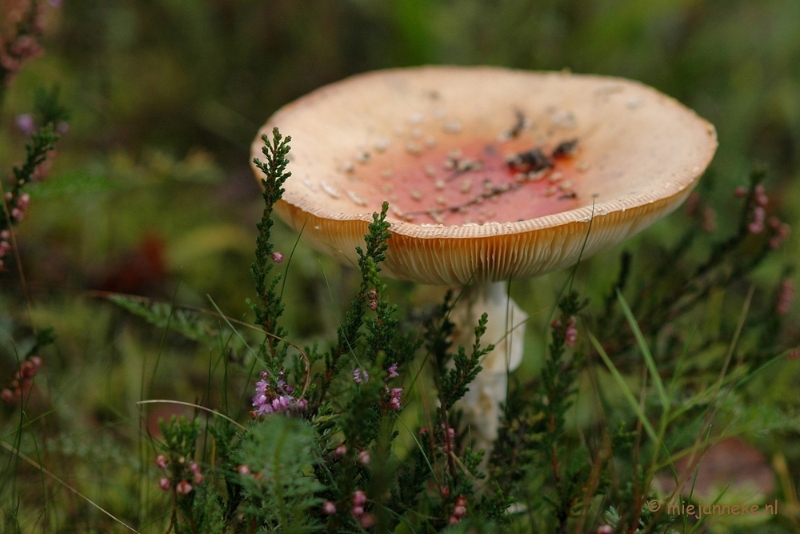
[311,201,398,413]
[439,312,493,412]
[1,125,57,234]
[2,88,67,272]
[539,292,591,531]
[249,127,291,359]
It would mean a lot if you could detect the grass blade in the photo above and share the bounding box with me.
[589,332,659,444]
[617,289,669,411]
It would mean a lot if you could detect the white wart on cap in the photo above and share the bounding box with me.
[251,66,717,286]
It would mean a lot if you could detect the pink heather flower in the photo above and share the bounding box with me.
[367,288,378,311]
[13,36,41,57]
[1,389,15,404]
[454,495,466,511]
[443,425,456,453]
[353,368,369,384]
[748,206,766,234]
[16,114,35,135]
[193,472,204,485]
[237,464,251,476]
[702,206,716,233]
[20,361,38,379]
[335,444,347,456]
[387,363,399,378]
[734,186,747,197]
[176,480,193,495]
[11,208,23,222]
[597,526,613,534]
[353,490,367,506]
[358,450,371,465]
[768,219,791,249]
[388,387,403,410]
[251,370,307,416]
[271,251,284,262]
[189,462,199,473]
[159,477,171,491]
[449,495,468,525]
[352,490,367,518]
[0,230,9,240]
[155,455,168,469]
[776,279,795,315]
[564,317,578,347]
[685,192,700,216]
[323,501,336,515]
[359,514,375,528]
[755,185,768,207]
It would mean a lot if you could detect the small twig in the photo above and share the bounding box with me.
[93,290,313,399]
[136,400,246,431]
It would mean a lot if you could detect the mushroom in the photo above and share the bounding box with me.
[250,66,717,450]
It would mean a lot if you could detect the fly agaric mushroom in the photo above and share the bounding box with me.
[250,66,717,449]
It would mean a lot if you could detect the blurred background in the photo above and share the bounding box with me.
[1,0,799,529]
[2,0,798,326]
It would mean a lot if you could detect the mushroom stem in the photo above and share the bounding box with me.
[451,281,528,453]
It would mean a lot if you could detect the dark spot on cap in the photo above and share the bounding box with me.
[552,139,579,158]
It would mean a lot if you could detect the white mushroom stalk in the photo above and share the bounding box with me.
[251,66,717,452]
[450,281,527,451]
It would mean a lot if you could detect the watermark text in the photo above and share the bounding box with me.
[647,499,779,519]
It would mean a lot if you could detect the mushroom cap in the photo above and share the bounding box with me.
[251,66,717,286]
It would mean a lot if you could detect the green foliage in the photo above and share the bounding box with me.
[158,417,226,534]
[159,415,201,462]
[311,202,416,413]
[236,417,326,533]
[108,294,247,354]
[2,125,58,233]
[249,128,292,350]
[488,384,544,496]
[32,87,70,127]
[439,312,493,411]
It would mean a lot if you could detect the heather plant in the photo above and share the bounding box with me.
[1,117,797,531]
[0,116,796,533]
[115,130,796,533]
[1,83,66,402]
